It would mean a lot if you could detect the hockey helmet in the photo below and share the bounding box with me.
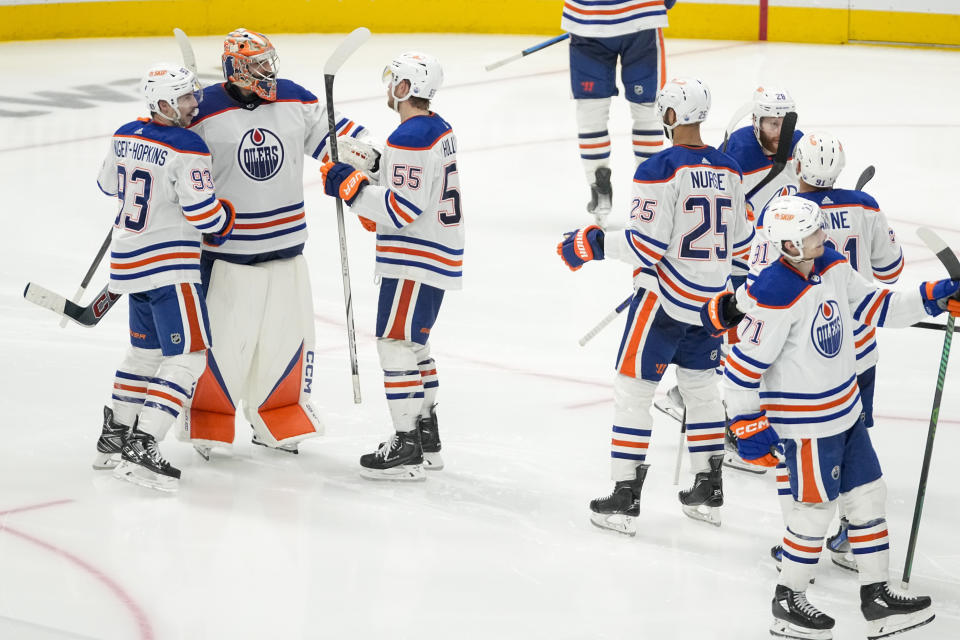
[763,195,825,261]
[794,131,846,188]
[752,86,795,145]
[142,63,202,122]
[222,28,278,101]
[383,51,443,107]
[655,77,710,139]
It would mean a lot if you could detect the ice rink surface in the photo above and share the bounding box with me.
[1,32,959,639]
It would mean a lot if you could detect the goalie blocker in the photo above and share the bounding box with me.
[182,255,323,451]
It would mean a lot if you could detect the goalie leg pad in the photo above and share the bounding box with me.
[610,373,657,482]
[242,255,323,447]
[188,260,269,446]
[780,500,837,591]
[676,366,726,473]
[112,346,163,427]
[839,478,889,584]
[378,338,424,432]
[139,350,206,442]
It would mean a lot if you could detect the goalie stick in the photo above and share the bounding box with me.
[24,282,121,327]
[324,27,370,405]
[902,227,960,589]
[484,34,569,72]
[744,111,797,202]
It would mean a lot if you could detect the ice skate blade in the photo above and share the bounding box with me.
[866,611,935,640]
[193,445,211,461]
[92,452,120,470]
[360,464,426,481]
[251,436,299,454]
[423,452,444,470]
[770,619,832,640]
[653,400,683,423]
[681,504,721,526]
[723,452,767,475]
[828,550,856,572]
[113,462,179,493]
[589,512,637,536]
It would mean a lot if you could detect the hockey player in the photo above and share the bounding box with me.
[183,29,373,456]
[558,77,754,533]
[704,195,954,639]
[92,63,235,491]
[317,52,462,480]
[562,0,676,226]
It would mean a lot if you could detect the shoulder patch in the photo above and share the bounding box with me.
[747,259,811,309]
[387,114,452,150]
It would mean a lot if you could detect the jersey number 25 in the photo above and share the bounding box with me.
[680,196,731,260]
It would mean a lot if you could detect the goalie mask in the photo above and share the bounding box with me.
[222,28,278,101]
[752,86,795,149]
[794,131,846,189]
[763,195,826,262]
[383,52,443,111]
[142,63,202,126]
[655,77,710,141]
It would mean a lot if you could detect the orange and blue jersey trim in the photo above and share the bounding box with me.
[872,251,904,283]
[853,288,893,326]
[110,240,203,281]
[724,345,770,389]
[760,374,861,427]
[562,0,667,27]
[228,201,306,242]
[625,229,667,267]
[381,190,423,229]
[376,234,463,279]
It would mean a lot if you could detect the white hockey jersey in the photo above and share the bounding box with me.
[747,189,904,371]
[97,118,228,294]
[348,113,464,291]
[604,144,754,325]
[189,79,367,259]
[723,125,803,220]
[561,0,670,38]
[724,248,926,440]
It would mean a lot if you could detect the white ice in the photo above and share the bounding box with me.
[1,33,958,640]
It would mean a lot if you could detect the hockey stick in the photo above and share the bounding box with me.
[579,295,632,346]
[484,33,569,72]
[673,414,687,486]
[58,227,112,328]
[744,111,797,202]
[173,28,198,76]
[913,320,959,332]
[855,165,875,191]
[24,282,121,327]
[720,101,753,153]
[324,27,370,405]
[901,227,959,589]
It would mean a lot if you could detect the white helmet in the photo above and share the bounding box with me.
[142,63,201,123]
[763,195,825,262]
[794,131,846,188]
[752,86,795,145]
[655,77,710,139]
[383,52,443,108]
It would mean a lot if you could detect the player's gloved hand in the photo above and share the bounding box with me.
[338,137,382,184]
[730,412,781,467]
[320,161,369,205]
[203,198,236,247]
[557,225,604,271]
[701,290,745,337]
[357,216,377,232]
[919,279,960,317]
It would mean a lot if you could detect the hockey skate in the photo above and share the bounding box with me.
[678,454,724,526]
[653,384,684,423]
[723,422,767,475]
[589,464,648,536]
[251,431,299,454]
[417,404,443,470]
[586,167,612,227]
[771,584,835,640]
[360,430,425,481]
[113,427,181,492]
[860,582,934,639]
[825,518,856,572]
[92,406,128,470]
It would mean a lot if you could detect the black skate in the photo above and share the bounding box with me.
[679,454,724,526]
[417,404,443,470]
[586,167,612,226]
[113,427,181,492]
[589,464,648,536]
[724,422,767,475]
[360,430,424,481]
[251,431,299,454]
[653,384,684,423]
[770,584,835,640]
[825,518,856,572]
[93,406,128,470]
[860,582,934,639]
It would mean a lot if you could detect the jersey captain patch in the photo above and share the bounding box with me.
[811,300,843,358]
[238,127,284,181]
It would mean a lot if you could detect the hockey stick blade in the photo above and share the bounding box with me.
[24,282,121,327]
[917,227,960,278]
[855,165,875,191]
[173,28,198,76]
[744,111,797,201]
[323,27,371,77]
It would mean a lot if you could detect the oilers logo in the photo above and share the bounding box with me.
[811,300,843,358]
[238,128,284,181]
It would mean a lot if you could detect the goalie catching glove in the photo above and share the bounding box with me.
[557,225,604,271]
[337,137,382,184]
[919,279,960,317]
[729,412,781,468]
[320,161,369,206]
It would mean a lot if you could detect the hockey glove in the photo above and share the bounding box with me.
[338,137,382,184]
[320,161,369,206]
[701,290,745,337]
[730,412,781,467]
[557,226,604,271]
[202,199,236,247]
[919,279,960,317]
